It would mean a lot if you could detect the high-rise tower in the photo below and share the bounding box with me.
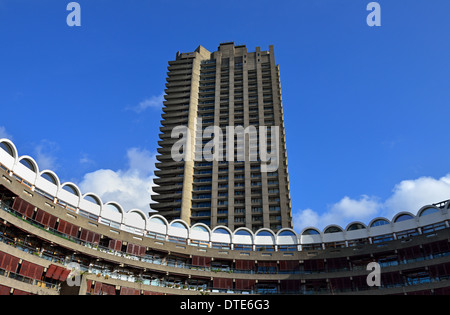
[151,42,292,232]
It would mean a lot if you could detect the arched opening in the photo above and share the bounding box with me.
[19,158,36,172]
[394,213,414,223]
[302,228,320,235]
[83,194,101,206]
[347,223,366,231]
[62,184,80,196]
[419,207,439,217]
[324,226,343,234]
[0,142,14,157]
[41,172,58,185]
[370,219,389,227]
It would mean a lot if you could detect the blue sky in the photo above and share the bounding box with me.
[1,0,450,232]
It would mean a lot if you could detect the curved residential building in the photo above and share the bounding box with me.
[0,138,450,295]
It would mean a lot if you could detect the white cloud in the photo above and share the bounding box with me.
[77,147,157,213]
[79,153,95,166]
[293,173,450,233]
[0,126,12,140]
[34,140,59,171]
[293,195,382,233]
[128,93,165,113]
[384,174,450,218]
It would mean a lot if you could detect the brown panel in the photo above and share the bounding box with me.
[235,279,255,290]
[235,259,255,270]
[0,251,19,273]
[59,269,71,282]
[12,198,34,218]
[213,277,233,289]
[0,285,10,295]
[45,264,57,278]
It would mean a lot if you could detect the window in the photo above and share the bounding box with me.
[62,184,79,196]
[419,207,439,217]
[19,158,36,172]
[370,219,389,227]
[347,223,366,231]
[0,142,14,156]
[394,214,414,223]
[302,229,320,235]
[324,226,343,234]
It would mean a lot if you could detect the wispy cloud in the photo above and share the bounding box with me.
[293,173,450,233]
[79,153,95,166]
[34,140,59,171]
[127,93,165,113]
[0,126,12,140]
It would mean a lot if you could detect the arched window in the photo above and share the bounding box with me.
[41,172,58,185]
[324,226,343,234]
[171,222,188,229]
[278,230,296,237]
[126,211,147,231]
[235,229,252,237]
[19,158,36,172]
[370,219,389,227]
[0,142,14,157]
[256,230,273,237]
[83,194,101,205]
[104,203,122,214]
[149,217,166,225]
[214,228,230,235]
[302,228,320,235]
[192,225,208,232]
[62,184,79,196]
[347,223,366,231]
[394,214,414,223]
[419,207,439,217]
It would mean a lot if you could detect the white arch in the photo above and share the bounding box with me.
[60,182,82,196]
[300,227,321,235]
[211,226,232,243]
[392,211,415,223]
[35,170,60,198]
[81,192,103,206]
[368,217,391,227]
[345,221,367,231]
[417,205,440,217]
[254,228,276,245]
[168,219,190,239]
[101,201,124,224]
[14,155,39,185]
[232,227,254,245]
[190,223,211,242]
[57,182,82,208]
[147,214,168,235]
[276,228,298,245]
[323,224,344,234]
[124,209,148,230]
[79,192,103,217]
[299,226,322,245]
[39,170,60,186]
[0,138,18,170]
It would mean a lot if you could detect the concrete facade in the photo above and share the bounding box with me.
[151,43,292,232]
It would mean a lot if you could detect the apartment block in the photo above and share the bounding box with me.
[151,42,292,232]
